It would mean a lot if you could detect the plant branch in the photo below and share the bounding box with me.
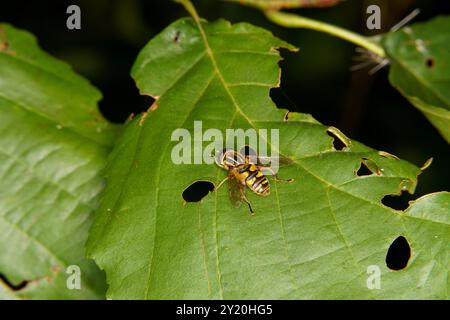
[225,0,341,10]
[175,0,201,23]
[265,10,386,58]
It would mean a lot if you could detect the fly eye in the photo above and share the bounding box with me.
[239,145,257,158]
[239,145,258,164]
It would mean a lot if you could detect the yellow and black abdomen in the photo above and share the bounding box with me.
[235,163,270,196]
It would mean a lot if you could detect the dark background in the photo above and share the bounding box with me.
[1,0,449,206]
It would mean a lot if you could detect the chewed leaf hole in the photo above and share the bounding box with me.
[386,236,411,270]
[382,192,415,211]
[173,31,181,43]
[356,158,381,176]
[425,57,435,68]
[0,273,28,291]
[356,161,372,176]
[270,87,296,111]
[326,127,351,151]
[182,181,214,202]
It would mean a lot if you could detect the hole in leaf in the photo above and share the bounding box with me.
[328,132,346,150]
[270,87,297,111]
[98,80,154,123]
[382,192,415,211]
[182,181,214,202]
[425,57,435,68]
[357,158,381,176]
[356,161,372,176]
[326,127,350,151]
[0,273,28,291]
[173,30,181,43]
[386,236,411,270]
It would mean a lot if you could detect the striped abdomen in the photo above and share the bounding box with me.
[234,163,270,196]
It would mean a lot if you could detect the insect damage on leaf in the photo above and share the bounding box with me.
[139,111,149,126]
[356,160,373,176]
[386,236,411,271]
[182,180,215,202]
[0,266,60,295]
[382,16,450,142]
[382,192,416,211]
[378,151,400,160]
[172,30,182,43]
[420,157,433,171]
[0,26,7,48]
[356,157,381,176]
[425,56,435,68]
[326,126,351,150]
[0,26,14,56]
[0,274,28,291]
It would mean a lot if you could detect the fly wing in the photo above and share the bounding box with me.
[254,154,294,167]
[228,172,243,208]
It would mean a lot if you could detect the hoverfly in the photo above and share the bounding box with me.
[215,147,293,214]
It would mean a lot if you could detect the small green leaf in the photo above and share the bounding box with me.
[382,16,450,143]
[87,16,449,299]
[0,24,116,299]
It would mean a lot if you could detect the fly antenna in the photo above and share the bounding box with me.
[350,8,421,75]
[390,8,420,32]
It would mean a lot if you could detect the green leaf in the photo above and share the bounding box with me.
[87,16,449,299]
[382,16,450,143]
[0,23,116,299]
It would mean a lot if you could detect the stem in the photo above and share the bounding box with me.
[175,0,201,22]
[265,10,386,58]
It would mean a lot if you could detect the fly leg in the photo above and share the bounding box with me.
[240,189,255,215]
[215,176,229,191]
